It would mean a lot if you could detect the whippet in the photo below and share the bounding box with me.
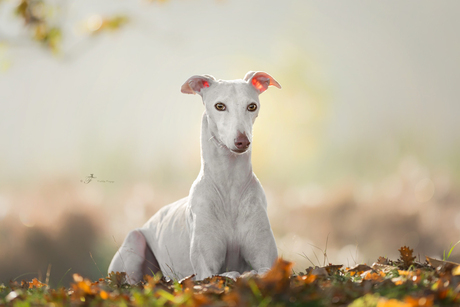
[108,71,281,283]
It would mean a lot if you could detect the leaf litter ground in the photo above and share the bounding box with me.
[1,246,460,306]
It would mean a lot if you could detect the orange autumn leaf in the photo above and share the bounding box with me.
[262,258,293,283]
[364,271,386,282]
[377,298,411,307]
[297,274,316,284]
[71,273,99,298]
[100,290,109,300]
[404,295,434,307]
[222,290,244,306]
[393,279,404,286]
[257,258,293,294]
[261,258,292,290]
[28,278,47,289]
[76,281,92,294]
[192,293,214,306]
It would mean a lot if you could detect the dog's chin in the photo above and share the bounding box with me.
[230,148,249,155]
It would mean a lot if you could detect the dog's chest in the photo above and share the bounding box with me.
[223,240,248,272]
[210,192,249,225]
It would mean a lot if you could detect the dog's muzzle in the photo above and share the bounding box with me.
[233,132,250,153]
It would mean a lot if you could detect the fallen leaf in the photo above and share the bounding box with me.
[100,290,109,300]
[29,278,47,289]
[377,298,411,307]
[399,246,416,268]
[311,267,328,276]
[377,256,390,265]
[372,262,397,273]
[426,256,460,270]
[347,264,372,273]
[324,264,343,275]
[179,274,195,292]
[404,295,434,307]
[258,258,293,294]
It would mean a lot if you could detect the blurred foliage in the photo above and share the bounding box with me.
[1,248,460,306]
[15,0,62,52]
[0,0,130,54]
[86,15,128,35]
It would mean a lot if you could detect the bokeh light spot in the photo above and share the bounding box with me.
[87,15,103,32]
[414,178,435,202]
[19,212,35,228]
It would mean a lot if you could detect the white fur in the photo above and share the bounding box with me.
[108,72,281,283]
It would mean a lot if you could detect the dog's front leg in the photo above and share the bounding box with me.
[189,212,227,280]
[240,205,278,275]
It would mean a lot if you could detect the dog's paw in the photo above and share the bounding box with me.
[257,267,271,276]
[240,270,258,279]
[219,271,241,281]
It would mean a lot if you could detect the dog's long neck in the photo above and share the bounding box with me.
[199,113,253,192]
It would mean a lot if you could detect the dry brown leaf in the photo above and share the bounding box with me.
[311,267,328,276]
[262,258,293,283]
[399,246,416,268]
[324,264,343,275]
[347,264,372,273]
[179,274,195,292]
[377,256,390,265]
[259,258,293,293]
[108,271,128,287]
[372,263,397,274]
[425,256,460,271]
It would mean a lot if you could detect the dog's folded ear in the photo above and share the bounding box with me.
[181,75,216,95]
[244,71,281,94]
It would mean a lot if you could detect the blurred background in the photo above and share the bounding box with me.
[1,0,459,286]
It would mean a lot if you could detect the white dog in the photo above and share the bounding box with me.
[108,71,281,283]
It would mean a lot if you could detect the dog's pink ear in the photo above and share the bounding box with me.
[244,71,281,94]
[181,75,216,95]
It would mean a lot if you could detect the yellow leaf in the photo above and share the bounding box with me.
[452,265,460,276]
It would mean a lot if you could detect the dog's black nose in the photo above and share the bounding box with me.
[234,132,250,150]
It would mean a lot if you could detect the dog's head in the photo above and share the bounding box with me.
[181,71,281,154]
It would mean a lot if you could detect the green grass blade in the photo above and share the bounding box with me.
[447,240,460,259]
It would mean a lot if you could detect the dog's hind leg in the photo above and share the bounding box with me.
[108,229,160,284]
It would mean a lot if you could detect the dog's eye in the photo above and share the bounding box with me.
[247,103,257,112]
[215,103,226,111]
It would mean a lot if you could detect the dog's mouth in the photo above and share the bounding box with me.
[230,148,249,154]
[210,135,250,154]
